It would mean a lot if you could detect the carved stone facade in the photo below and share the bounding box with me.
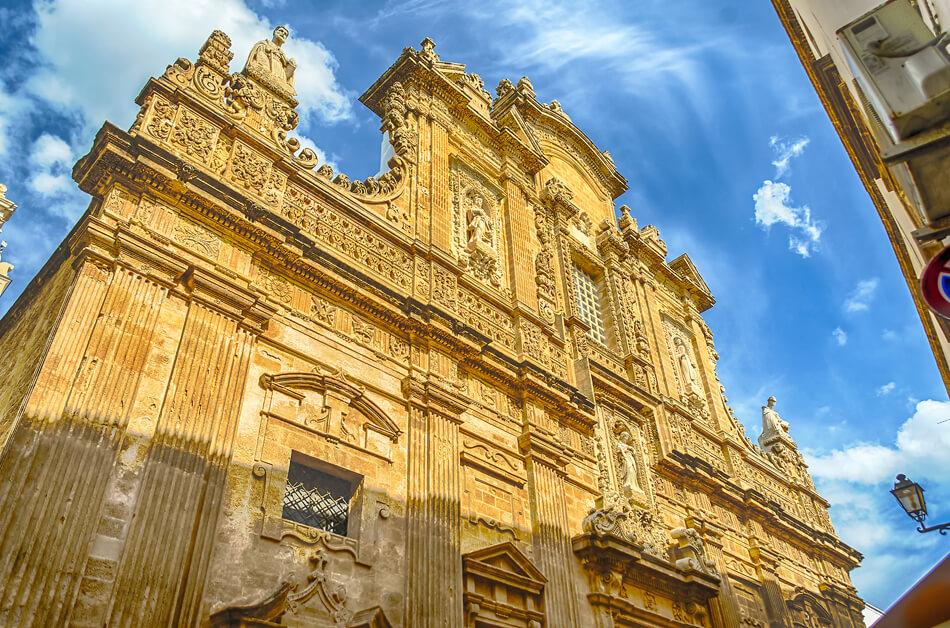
[0,28,864,627]
[0,184,15,297]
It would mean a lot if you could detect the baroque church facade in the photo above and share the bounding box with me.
[0,27,865,627]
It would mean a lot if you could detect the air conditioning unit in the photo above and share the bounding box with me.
[839,0,950,142]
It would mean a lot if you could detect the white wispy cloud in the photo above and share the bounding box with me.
[769,135,809,178]
[0,83,16,159]
[752,179,824,257]
[753,135,823,257]
[501,3,701,83]
[808,399,950,485]
[832,327,848,346]
[0,0,352,265]
[876,382,896,396]
[27,0,351,134]
[27,133,74,198]
[844,278,879,313]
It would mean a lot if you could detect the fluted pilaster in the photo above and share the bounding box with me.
[404,377,467,627]
[519,430,580,626]
[0,260,168,627]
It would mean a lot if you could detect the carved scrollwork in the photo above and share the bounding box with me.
[224,72,265,119]
[670,527,718,577]
[582,494,667,557]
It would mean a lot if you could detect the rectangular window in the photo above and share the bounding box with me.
[573,265,607,345]
[282,452,362,537]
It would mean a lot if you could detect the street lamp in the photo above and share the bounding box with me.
[891,474,950,535]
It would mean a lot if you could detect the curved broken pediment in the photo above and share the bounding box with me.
[261,370,401,459]
[787,589,834,627]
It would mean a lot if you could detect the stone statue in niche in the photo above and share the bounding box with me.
[245,26,297,93]
[466,195,491,251]
[674,336,701,395]
[614,430,641,493]
[634,320,650,355]
[457,190,501,288]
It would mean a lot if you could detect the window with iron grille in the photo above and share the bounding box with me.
[572,264,607,345]
[282,453,361,537]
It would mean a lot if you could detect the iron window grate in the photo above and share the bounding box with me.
[281,462,353,536]
[573,265,607,344]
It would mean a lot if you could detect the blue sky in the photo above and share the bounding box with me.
[0,0,947,611]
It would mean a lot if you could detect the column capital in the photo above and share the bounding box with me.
[402,375,469,421]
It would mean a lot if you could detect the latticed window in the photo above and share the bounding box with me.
[282,455,361,537]
[573,265,607,344]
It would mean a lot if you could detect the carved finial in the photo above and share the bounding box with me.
[419,37,439,62]
[618,204,633,230]
[495,79,514,99]
[197,30,233,75]
[516,76,535,98]
[0,183,15,227]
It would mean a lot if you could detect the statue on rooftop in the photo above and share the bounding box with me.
[245,26,297,96]
[759,395,790,448]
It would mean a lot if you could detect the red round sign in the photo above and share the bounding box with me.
[921,245,950,319]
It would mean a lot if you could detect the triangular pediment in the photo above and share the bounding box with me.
[495,106,544,157]
[670,253,715,311]
[670,254,710,294]
[463,541,546,585]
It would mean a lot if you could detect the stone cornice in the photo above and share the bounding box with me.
[401,375,470,420]
[67,123,612,432]
[656,457,862,570]
[572,531,721,597]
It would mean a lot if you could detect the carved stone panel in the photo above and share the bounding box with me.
[663,317,709,419]
[450,160,504,289]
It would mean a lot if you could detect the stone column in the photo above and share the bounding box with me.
[685,309,726,429]
[0,252,175,627]
[761,577,792,628]
[633,275,667,396]
[519,430,580,626]
[686,518,740,628]
[821,583,866,628]
[106,267,274,627]
[749,538,792,628]
[403,377,468,627]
